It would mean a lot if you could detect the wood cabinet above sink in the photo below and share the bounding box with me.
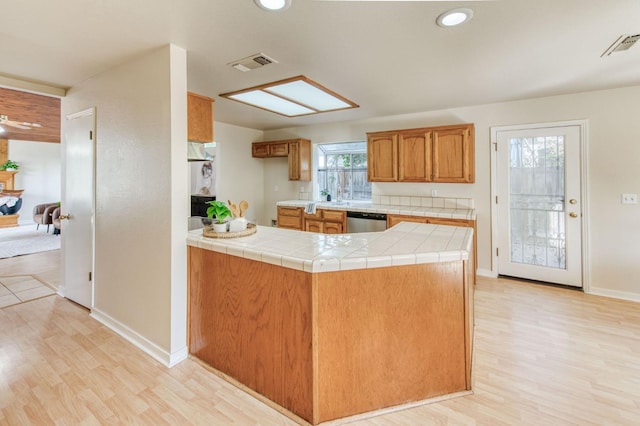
[252,138,311,181]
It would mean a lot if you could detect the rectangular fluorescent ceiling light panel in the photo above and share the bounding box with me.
[220,75,358,117]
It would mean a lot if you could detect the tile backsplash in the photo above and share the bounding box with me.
[372,194,474,210]
[297,190,474,210]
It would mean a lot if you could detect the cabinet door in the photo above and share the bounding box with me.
[269,142,289,157]
[187,92,214,142]
[288,140,311,181]
[277,207,303,230]
[399,131,432,182]
[321,210,346,222]
[367,133,398,182]
[304,219,324,233]
[252,142,270,158]
[323,221,344,234]
[288,142,301,180]
[432,125,474,183]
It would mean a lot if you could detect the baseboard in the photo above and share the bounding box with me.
[476,268,497,278]
[587,287,640,303]
[90,308,188,368]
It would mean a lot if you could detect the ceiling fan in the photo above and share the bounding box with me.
[0,115,42,130]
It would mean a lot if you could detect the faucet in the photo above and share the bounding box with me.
[336,187,342,203]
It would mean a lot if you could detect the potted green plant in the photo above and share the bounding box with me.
[205,200,233,232]
[0,160,19,171]
[321,189,331,202]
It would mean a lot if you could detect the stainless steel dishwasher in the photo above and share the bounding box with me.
[346,211,387,233]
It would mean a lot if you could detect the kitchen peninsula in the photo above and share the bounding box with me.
[187,222,474,424]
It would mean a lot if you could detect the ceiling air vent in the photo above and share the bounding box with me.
[228,53,278,72]
[601,34,640,57]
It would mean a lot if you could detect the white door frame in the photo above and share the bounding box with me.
[58,107,96,308]
[490,120,590,291]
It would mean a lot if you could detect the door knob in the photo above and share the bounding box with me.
[569,199,577,204]
[569,212,578,218]
[59,214,71,220]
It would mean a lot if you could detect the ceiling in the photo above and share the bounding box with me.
[1,0,639,131]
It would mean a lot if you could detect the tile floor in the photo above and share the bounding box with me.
[0,275,56,308]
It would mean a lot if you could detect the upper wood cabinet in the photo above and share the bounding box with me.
[252,141,289,158]
[252,139,311,181]
[367,123,474,183]
[432,126,474,183]
[251,143,270,158]
[187,92,214,143]
[399,130,431,182]
[367,133,398,182]
[288,139,311,181]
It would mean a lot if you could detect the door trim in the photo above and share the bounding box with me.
[490,120,590,292]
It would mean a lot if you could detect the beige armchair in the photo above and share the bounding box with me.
[33,203,59,232]
[52,207,61,234]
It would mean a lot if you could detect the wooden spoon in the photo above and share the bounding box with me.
[227,200,240,217]
[239,200,249,217]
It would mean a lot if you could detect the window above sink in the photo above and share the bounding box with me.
[316,141,371,202]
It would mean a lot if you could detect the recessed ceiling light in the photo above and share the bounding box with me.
[0,126,4,133]
[220,75,358,117]
[254,0,291,12]
[436,8,473,28]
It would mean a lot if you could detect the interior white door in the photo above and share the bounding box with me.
[61,108,95,308]
[496,125,582,287]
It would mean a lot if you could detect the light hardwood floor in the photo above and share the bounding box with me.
[1,269,639,425]
[0,249,61,290]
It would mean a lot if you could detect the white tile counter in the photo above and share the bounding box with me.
[187,222,473,273]
[276,199,476,220]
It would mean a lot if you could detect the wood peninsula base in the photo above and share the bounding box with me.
[188,246,474,425]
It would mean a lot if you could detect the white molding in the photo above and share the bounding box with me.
[168,347,189,367]
[588,287,640,303]
[476,268,497,278]
[489,120,590,289]
[90,308,188,368]
[0,75,66,98]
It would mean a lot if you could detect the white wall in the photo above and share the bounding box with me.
[8,140,61,225]
[263,85,640,301]
[61,44,189,365]
[214,122,265,224]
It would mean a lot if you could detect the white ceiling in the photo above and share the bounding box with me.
[2,0,639,130]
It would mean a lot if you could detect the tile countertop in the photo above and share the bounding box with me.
[276,200,476,220]
[187,222,473,273]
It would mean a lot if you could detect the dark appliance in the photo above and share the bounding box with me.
[191,195,216,217]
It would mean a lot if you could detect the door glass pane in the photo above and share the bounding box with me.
[509,136,566,269]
